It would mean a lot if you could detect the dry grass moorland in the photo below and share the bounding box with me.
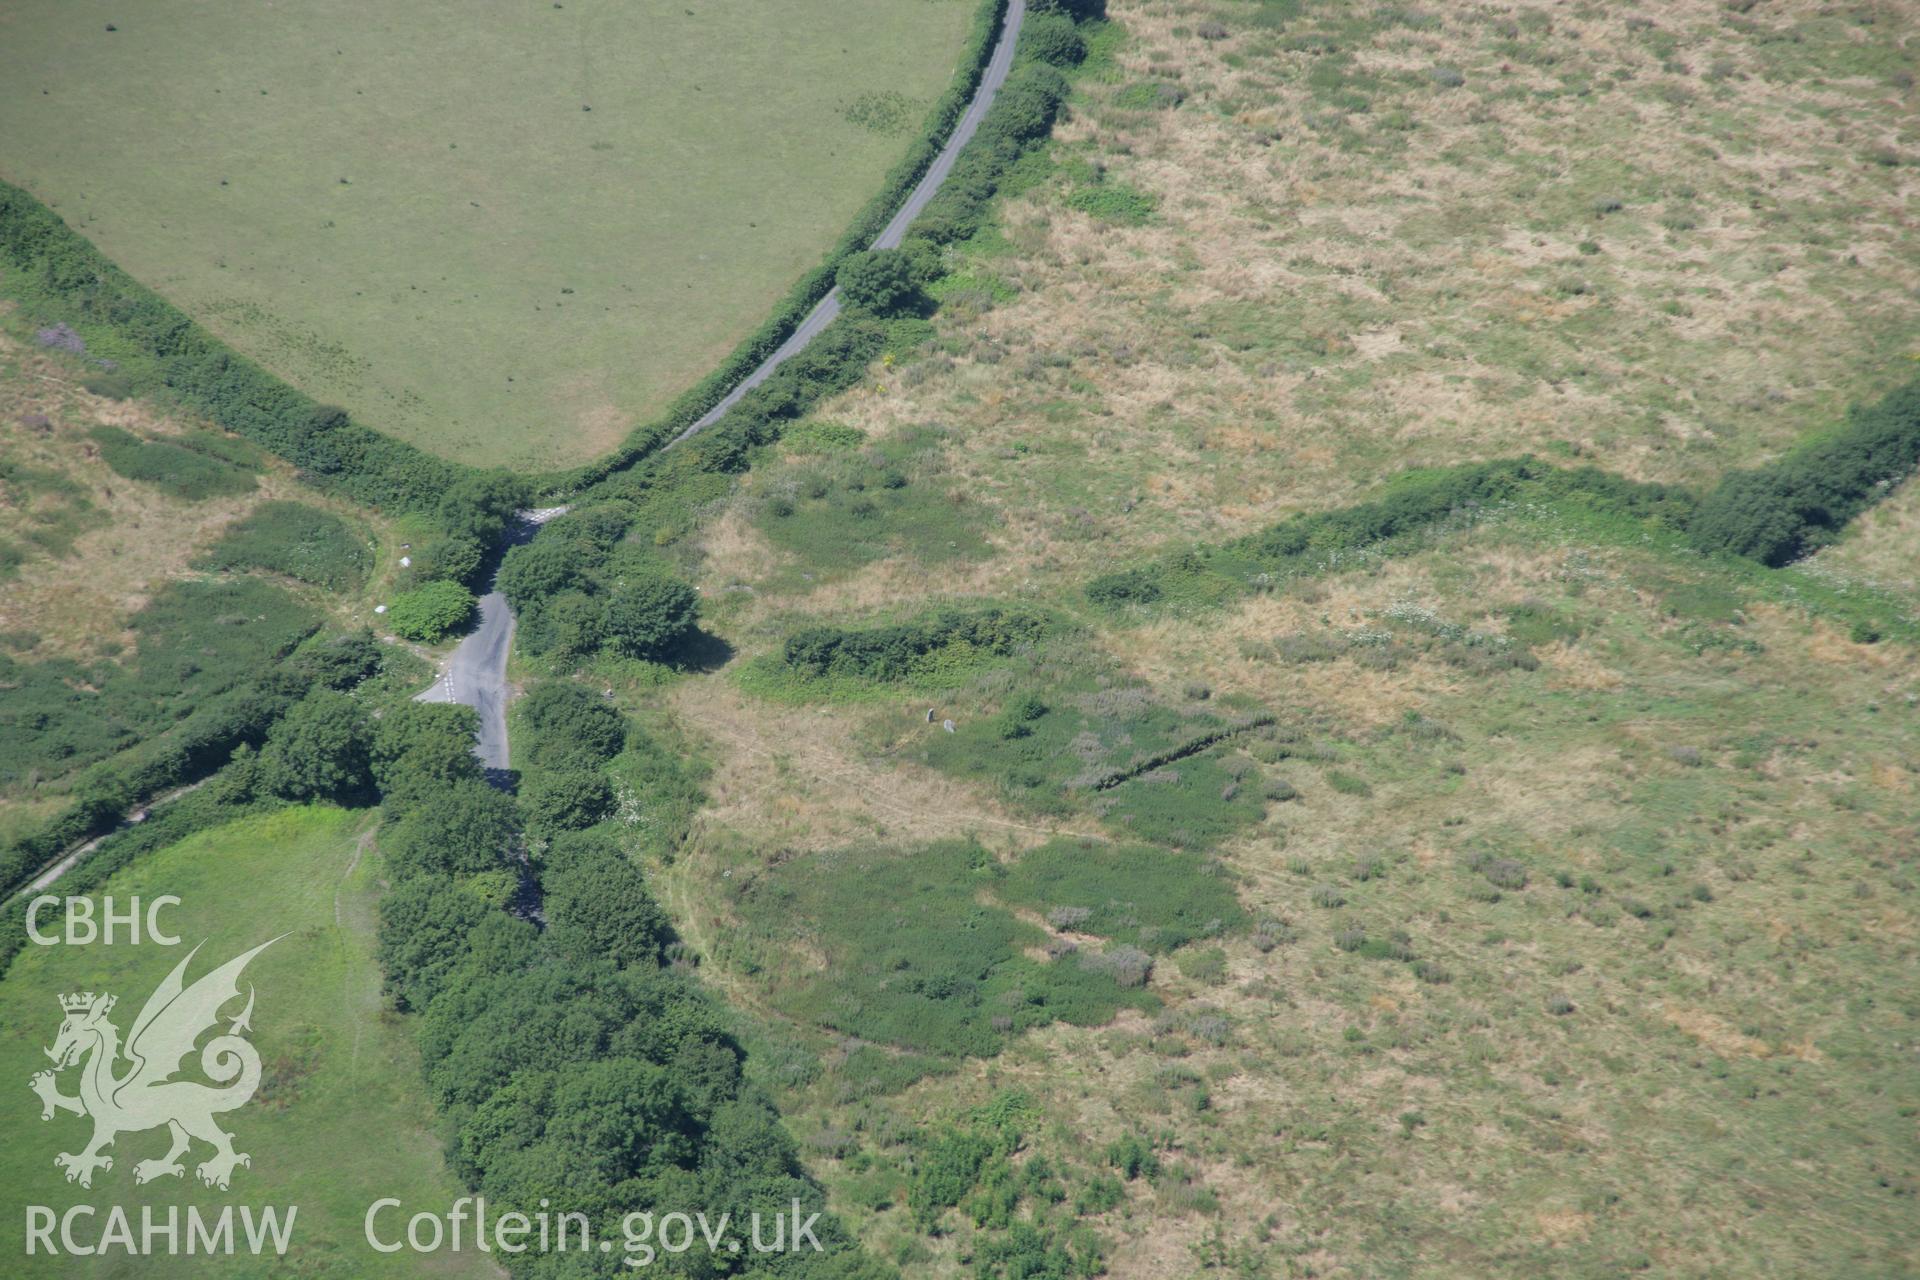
[645,1,1920,1276]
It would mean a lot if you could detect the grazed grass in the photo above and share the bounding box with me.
[0,807,491,1276]
[660,4,1920,1258]
[0,0,979,469]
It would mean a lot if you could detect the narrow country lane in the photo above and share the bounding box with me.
[423,0,1030,769]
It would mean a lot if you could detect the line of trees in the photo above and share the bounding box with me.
[0,621,406,899]
[0,669,885,1276]
[1687,378,1920,566]
[496,503,703,666]
[372,689,881,1278]
[510,2,1096,640]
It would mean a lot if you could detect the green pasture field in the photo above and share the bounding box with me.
[0,806,489,1277]
[0,0,978,470]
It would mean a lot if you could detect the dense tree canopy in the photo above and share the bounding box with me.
[543,830,673,970]
[521,767,615,838]
[387,579,476,642]
[519,682,627,767]
[497,540,580,613]
[383,778,519,876]
[372,702,482,811]
[602,573,699,660]
[259,689,372,802]
[836,247,925,315]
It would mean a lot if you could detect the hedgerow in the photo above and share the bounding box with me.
[537,0,1087,606]
[556,0,1019,493]
[1688,378,1920,565]
[0,0,1036,522]
[0,611,419,900]
[1020,11,1088,66]
[1087,457,1696,612]
[0,778,289,973]
[0,183,459,510]
[782,607,1048,682]
[371,676,872,1278]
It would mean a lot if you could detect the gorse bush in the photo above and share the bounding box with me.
[87,425,256,501]
[1086,567,1164,608]
[1483,857,1530,890]
[902,1097,1108,1270]
[1688,378,1920,565]
[724,840,1156,1058]
[1020,11,1088,65]
[198,501,370,590]
[997,692,1049,738]
[0,607,422,898]
[81,370,135,400]
[783,606,1047,682]
[385,580,475,642]
[996,840,1242,950]
[1066,181,1157,225]
[1311,885,1347,908]
[836,246,930,315]
[0,576,321,793]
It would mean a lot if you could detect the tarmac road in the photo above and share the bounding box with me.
[414,507,567,774]
[670,0,1029,444]
[424,0,1029,770]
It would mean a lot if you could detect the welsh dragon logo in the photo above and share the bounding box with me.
[30,938,280,1191]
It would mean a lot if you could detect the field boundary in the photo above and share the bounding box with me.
[0,0,1012,506]
[561,0,1014,489]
